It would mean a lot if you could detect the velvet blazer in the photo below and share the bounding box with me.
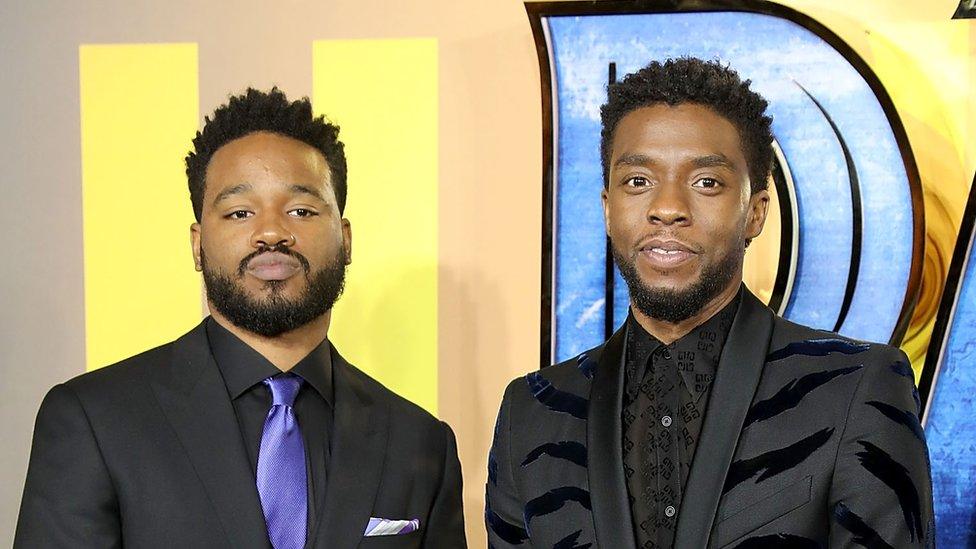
[486,288,933,549]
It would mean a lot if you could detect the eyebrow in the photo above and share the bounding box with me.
[612,153,737,170]
[211,183,328,205]
[289,184,327,202]
[212,183,252,205]
[613,153,656,169]
[691,154,736,170]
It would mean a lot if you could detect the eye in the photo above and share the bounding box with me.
[692,177,721,189]
[624,175,651,188]
[288,208,318,218]
[225,210,252,220]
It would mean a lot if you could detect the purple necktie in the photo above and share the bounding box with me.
[257,374,307,549]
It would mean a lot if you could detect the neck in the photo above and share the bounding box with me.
[631,281,741,345]
[209,308,332,371]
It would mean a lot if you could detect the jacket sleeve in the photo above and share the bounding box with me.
[828,347,935,548]
[485,379,530,547]
[421,421,467,548]
[15,383,122,548]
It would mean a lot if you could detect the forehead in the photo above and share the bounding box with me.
[611,103,745,165]
[205,131,332,194]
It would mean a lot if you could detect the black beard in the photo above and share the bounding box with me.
[612,242,740,324]
[201,245,346,337]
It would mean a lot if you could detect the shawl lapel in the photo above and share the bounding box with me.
[673,288,774,549]
[586,325,638,548]
[149,322,271,549]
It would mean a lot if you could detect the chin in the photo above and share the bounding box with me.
[245,280,295,298]
[637,271,698,292]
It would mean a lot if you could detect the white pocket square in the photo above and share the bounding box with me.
[363,517,420,536]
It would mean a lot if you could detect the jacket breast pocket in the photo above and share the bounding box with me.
[358,531,421,549]
[711,474,812,547]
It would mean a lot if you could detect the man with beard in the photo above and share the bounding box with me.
[485,58,933,548]
[17,88,465,549]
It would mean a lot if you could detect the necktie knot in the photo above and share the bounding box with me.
[264,374,303,407]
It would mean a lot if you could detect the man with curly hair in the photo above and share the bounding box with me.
[17,88,466,548]
[486,58,933,548]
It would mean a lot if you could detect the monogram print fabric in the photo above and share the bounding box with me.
[622,296,739,549]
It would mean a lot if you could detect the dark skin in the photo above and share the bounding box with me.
[190,131,352,370]
[602,103,769,344]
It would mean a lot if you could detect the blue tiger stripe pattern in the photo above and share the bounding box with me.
[833,502,895,549]
[486,496,528,544]
[865,401,926,443]
[856,441,924,542]
[523,487,591,532]
[575,353,596,380]
[732,533,822,548]
[488,451,498,485]
[886,360,922,412]
[525,372,587,419]
[766,338,870,362]
[888,360,914,379]
[488,406,503,485]
[744,366,861,427]
[553,530,592,549]
[724,428,835,493]
[521,441,587,468]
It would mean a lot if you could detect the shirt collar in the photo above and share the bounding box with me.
[625,289,741,400]
[205,317,334,407]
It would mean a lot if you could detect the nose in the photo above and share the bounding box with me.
[646,181,690,226]
[249,213,296,249]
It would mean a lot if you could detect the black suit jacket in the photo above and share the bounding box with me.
[486,289,934,548]
[16,321,466,548]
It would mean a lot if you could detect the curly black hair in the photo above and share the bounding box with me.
[185,87,347,221]
[600,57,774,193]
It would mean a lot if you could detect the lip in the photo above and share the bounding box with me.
[245,252,301,281]
[637,238,698,269]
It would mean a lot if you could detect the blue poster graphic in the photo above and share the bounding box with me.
[545,12,916,361]
[924,184,976,547]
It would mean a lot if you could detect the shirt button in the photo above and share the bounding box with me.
[661,415,673,427]
[665,505,676,517]
[661,349,672,360]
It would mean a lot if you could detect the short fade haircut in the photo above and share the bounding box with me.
[600,57,774,194]
[185,87,347,221]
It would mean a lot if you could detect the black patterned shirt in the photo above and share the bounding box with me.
[622,294,740,549]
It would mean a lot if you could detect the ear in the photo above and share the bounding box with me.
[190,223,202,271]
[341,218,352,265]
[601,187,612,237]
[745,188,770,241]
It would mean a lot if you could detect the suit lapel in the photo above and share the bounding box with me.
[314,348,389,548]
[587,325,638,548]
[149,322,270,549]
[674,288,774,549]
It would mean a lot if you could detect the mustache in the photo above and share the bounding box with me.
[236,244,311,278]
